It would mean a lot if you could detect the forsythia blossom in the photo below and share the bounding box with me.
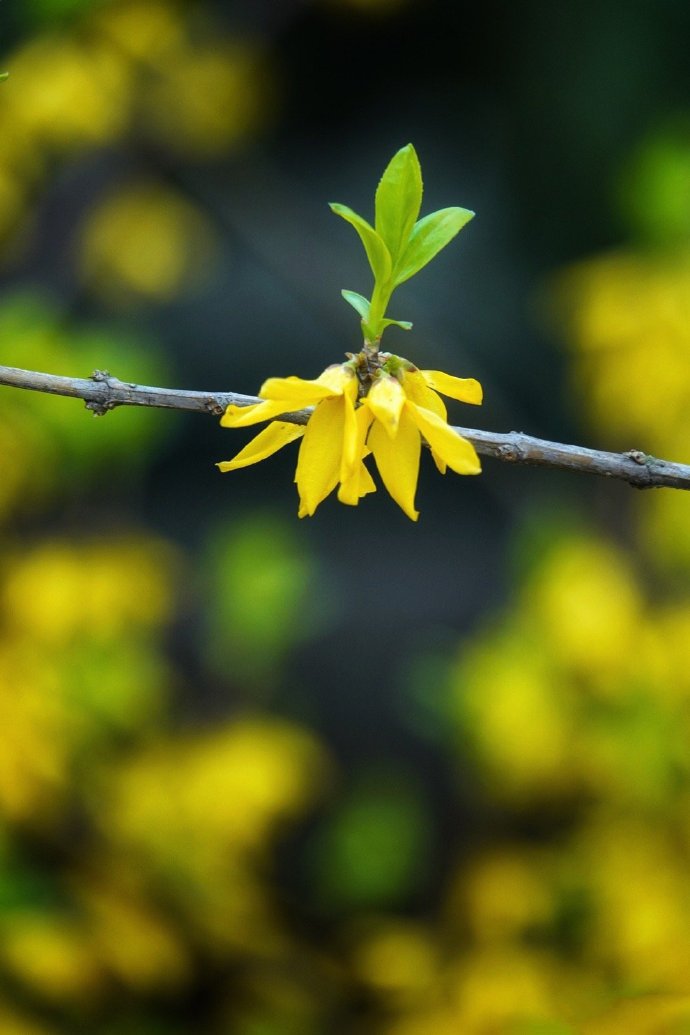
[218,354,482,521]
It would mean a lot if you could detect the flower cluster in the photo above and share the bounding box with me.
[218,353,482,521]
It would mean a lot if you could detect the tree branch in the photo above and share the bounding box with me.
[1,364,689,490]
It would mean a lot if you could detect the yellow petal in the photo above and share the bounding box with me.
[431,450,447,475]
[402,371,447,474]
[365,375,405,438]
[295,397,345,517]
[358,461,377,497]
[337,458,377,506]
[317,364,358,397]
[402,369,447,421]
[420,370,483,405]
[220,399,297,428]
[260,364,356,404]
[340,393,358,479]
[369,407,420,521]
[337,416,377,505]
[333,366,360,401]
[407,403,481,475]
[258,376,334,405]
[340,404,373,483]
[217,421,305,471]
[337,473,358,507]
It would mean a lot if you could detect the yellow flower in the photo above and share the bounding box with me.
[358,366,482,521]
[218,355,482,520]
[218,363,364,518]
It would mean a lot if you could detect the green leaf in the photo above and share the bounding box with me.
[0,73,8,82]
[393,206,474,286]
[341,289,370,320]
[374,143,423,265]
[381,317,412,331]
[341,290,410,337]
[329,203,392,284]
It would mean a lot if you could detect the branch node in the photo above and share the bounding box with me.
[85,398,115,417]
[498,439,526,461]
[87,369,117,415]
[625,449,648,465]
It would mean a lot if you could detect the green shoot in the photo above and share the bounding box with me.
[330,144,474,345]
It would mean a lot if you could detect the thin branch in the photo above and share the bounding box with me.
[1,364,689,491]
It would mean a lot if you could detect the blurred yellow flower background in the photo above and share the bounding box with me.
[1,1,690,1033]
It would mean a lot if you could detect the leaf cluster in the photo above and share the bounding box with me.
[330,144,474,344]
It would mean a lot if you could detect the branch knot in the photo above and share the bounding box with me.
[87,370,117,416]
[625,449,648,465]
